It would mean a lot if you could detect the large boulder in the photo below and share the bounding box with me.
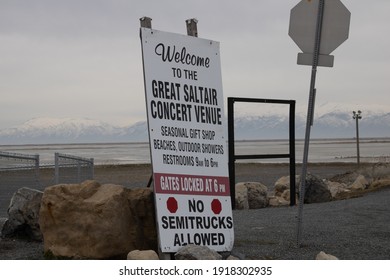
[127,188,157,250]
[235,182,268,209]
[300,174,332,204]
[235,183,249,210]
[1,187,43,241]
[349,175,368,191]
[247,182,268,209]
[39,180,157,259]
[329,171,360,185]
[325,180,350,199]
[274,176,289,197]
[274,175,300,196]
[274,176,299,205]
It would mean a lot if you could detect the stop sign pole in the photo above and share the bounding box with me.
[289,0,351,247]
[297,0,324,248]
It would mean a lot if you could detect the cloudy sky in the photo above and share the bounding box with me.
[1,0,389,129]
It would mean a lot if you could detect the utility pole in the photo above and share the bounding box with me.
[353,110,362,166]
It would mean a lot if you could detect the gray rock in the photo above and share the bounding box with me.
[274,175,300,196]
[235,182,268,209]
[219,250,245,260]
[349,175,368,191]
[1,187,43,241]
[235,183,249,210]
[247,182,268,209]
[300,174,332,204]
[235,182,269,209]
[325,180,350,199]
[127,250,159,260]
[174,244,222,260]
[316,251,338,260]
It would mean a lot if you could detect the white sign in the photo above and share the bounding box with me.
[140,28,234,253]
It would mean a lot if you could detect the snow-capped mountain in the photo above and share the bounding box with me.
[0,118,147,144]
[0,110,389,145]
[312,111,390,138]
[237,111,390,140]
[2,117,115,137]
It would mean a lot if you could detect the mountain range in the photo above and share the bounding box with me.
[0,111,389,145]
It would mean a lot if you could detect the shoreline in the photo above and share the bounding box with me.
[2,137,390,167]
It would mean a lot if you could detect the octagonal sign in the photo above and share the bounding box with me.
[166,197,178,213]
[289,0,351,55]
[211,199,222,215]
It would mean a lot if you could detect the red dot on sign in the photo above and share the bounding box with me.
[211,199,222,214]
[167,197,178,213]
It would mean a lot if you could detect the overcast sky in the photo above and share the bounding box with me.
[1,0,389,129]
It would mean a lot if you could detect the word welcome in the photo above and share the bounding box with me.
[155,43,210,68]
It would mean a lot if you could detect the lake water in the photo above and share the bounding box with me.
[1,138,390,166]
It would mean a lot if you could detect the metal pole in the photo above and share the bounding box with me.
[227,98,236,209]
[77,162,81,183]
[289,101,296,206]
[297,0,325,247]
[34,154,41,187]
[90,158,94,179]
[356,116,360,166]
[55,152,59,184]
[353,110,362,167]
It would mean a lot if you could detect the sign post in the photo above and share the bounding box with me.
[289,0,351,247]
[140,20,234,254]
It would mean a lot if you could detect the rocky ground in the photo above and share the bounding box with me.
[1,162,389,260]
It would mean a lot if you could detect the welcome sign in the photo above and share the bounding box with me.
[140,27,234,253]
